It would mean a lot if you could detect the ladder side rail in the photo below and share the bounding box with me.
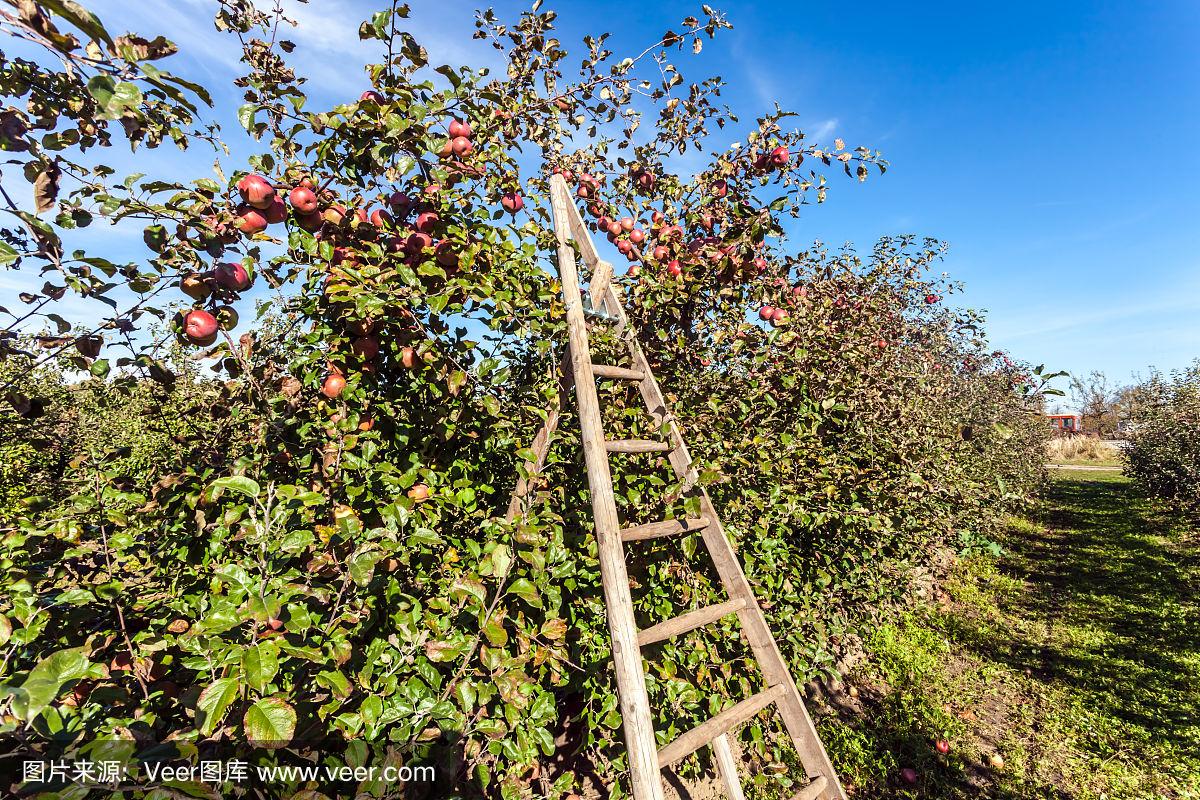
[602,282,848,800]
[547,174,666,800]
[504,348,574,522]
[554,182,615,312]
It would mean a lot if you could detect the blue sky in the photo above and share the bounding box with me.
[9,1,1199,401]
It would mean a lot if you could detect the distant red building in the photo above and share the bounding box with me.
[1047,413,1081,433]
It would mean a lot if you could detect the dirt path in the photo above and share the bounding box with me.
[823,471,1200,798]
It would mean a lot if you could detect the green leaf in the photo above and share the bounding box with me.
[242,697,296,748]
[348,551,381,586]
[0,241,17,266]
[209,476,260,498]
[86,75,116,108]
[195,677,239,736]
[7,646,91,722]
[237,104,257,132]
[507,578,541,607]
[41,0,113,44]
[424,640,464,663]
[241,643,279,693]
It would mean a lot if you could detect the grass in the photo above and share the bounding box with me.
[820,471,1200,799]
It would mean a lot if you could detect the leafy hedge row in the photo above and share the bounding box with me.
[0,3,1051,799]
[1123,362,1200,515]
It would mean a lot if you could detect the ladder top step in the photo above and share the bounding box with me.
[657,684,788,769]
[592,363,647,381]
[788,775,830,800]
[638,598,746,647]
[621,516,711,542]
[605,439,672,454]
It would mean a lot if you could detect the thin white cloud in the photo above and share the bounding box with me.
[993,293,1200,342]
[806,117,838,142]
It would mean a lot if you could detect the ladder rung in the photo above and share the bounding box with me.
[788,775,829,800]
[605,439,672,454]
[638,598,746,647]
[592,363,647,381]
[620,516,711,542]
[657,684,788,768]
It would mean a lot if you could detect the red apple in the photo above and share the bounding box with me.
[263,195,287,224]
[771,308,788,323]
[651,245,669,261]
[370,208,393,227]
[925,294,939,304]
[448,119,473,139]
[294,211,322,232]
[501,192,524,214]
[617,239,633,255]
[666,260,682,278]
[408,483,431,502]
[451,136,473,156]
[359,90,383,103]
[935,740,950,755]
[577,184,593,199]
[435,241,459,268]
[183,309,218,345]
[770,145,789,167]
[321,373,346,398]
[400,346,417,369]
[289,186,318,214]
[234,207,268,235]
[388,191,412,214]
[619,217,634,232]
[237,174,275,209]
[636,171,655,192]
[711,179,728,198]
[214,262,252,292]
[629,228,645,245]
[900,768,918,786]
[352,335,380,361]
[758,305,775,321]
[606,220,622,237]
[415,211,439,233]
[405,232,433,254]
[322,204,347,225]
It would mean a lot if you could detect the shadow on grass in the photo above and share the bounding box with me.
[960,476,1199,751]
[828,472,1200,798]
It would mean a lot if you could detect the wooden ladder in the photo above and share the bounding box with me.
[509,173,846,800]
